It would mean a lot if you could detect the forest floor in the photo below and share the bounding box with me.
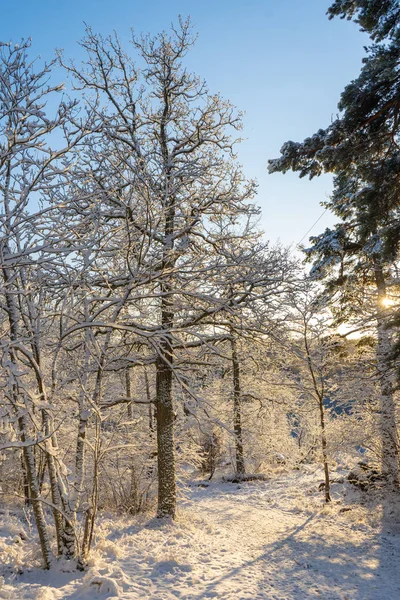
[2,465,400,599]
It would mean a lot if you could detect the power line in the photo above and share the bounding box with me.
[297,208,328,247]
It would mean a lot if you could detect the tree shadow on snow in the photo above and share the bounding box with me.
[193,510,400,600]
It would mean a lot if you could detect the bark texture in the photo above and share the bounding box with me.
[156,356,176,518]
[230,336,245,475]
[374,262,399,486]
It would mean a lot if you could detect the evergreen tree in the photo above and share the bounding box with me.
[269,1,400,485]
[269,0,400,257]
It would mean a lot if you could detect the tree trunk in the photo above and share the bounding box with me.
[41,409,68,557]
[318,396,331,502]
[21,454,31,505]
[125,368,139,513]
[82,372,102,559]
[19,415,53,569]
[80,418,100,565]
[303,319,331,502]
[230,336,245,476]
[144,368,154,431]
[2,262,53,567]
[374,261,399,486]
[65,409,89,560]
[155,355,176,518]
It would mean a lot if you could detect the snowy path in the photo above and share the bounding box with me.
[2,473,400,599]
[179,482,400,599]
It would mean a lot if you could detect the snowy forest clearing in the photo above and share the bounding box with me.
[4,2,400,599]
[2,468,400,600]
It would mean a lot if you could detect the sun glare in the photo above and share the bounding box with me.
[381,296,395,308]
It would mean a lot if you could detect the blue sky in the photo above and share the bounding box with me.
[1,0,368,246]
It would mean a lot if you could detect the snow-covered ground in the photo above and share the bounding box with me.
[2,466,400,599]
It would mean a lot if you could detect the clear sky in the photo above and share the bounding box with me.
[1,0,368,247]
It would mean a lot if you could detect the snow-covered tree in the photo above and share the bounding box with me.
[58,20,279,519]
[0,39,89,567]
[268,0,400,487]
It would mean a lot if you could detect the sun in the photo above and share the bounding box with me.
[381,296,395,308]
